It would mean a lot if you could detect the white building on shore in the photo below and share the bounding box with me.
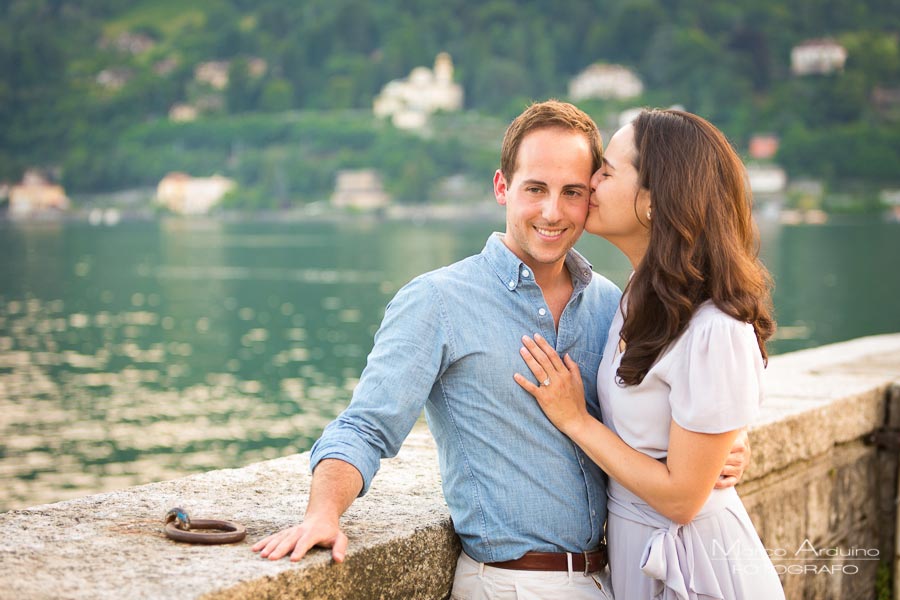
[791,39,847,76]
[194,61,230,90]
[330,170,390,210]
[8,170,70,218]
[569,63,644,101]
[156,173,235,215]
[373,53,463,130]
[747,164,788,194]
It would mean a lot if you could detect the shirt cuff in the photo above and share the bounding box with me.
[309,436,381,496]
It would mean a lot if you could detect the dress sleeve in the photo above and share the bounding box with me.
[665,313,764,434]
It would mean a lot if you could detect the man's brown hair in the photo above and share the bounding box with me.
[500,100,603,180]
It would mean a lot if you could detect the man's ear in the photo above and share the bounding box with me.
[493,170,508,206]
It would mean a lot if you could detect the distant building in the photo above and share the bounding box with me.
[168,103,199,122]
[195,61,230,90]
[881,189,900,222]
[373,53,464,130]
[748,134,780,160]
[747,164,787,194]
[569,63,643,101]
[156,173,235,215]
[791,39,847,76]
[331,170,390,210]
[169,95,224,122]
[9,170,70,218]
[881,189,900,206]
[95,68,132,91]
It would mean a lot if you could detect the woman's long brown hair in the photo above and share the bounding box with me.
[617,109,776,386]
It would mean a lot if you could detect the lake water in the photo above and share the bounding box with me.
[1,215,898,511]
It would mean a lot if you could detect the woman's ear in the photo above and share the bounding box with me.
[638,187,652,224]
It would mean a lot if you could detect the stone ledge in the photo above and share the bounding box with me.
[1,333,899,599]
[0,431,457,600]
[747,333,900,481]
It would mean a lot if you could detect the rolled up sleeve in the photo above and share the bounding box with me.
[309,275,452,495]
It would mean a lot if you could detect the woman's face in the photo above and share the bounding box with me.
[585,124,651,247]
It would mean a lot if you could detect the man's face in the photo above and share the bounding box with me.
[494,127,593,272]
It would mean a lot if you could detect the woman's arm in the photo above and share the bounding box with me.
[515,334,740,524]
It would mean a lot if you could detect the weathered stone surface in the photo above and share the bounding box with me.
[887,380,900,428]
[745,333,900,482]
[1,333,899,599]
[741,443,884,600]
[0,430,458,600]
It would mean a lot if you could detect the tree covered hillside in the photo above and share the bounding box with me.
[3,0,900,204]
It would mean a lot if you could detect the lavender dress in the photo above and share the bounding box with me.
[599,301,784,599]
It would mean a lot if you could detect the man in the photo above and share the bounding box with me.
[253,101,746,598]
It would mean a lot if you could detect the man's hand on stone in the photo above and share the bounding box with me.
[253,458,360,562]
[714,428,751,489]
[251,515,348,562]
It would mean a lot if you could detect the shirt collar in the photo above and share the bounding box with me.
[481,232,594,292]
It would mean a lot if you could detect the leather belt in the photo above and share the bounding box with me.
[486,548,607,575]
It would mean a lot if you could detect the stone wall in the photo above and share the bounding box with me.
[739,335,900,599]
[1,334,899,600]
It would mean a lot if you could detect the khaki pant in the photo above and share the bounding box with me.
[451,552,615,600]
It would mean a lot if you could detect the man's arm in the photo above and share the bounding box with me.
[252,459,363,562]
[714,428,751,489]
[253,275,451,562]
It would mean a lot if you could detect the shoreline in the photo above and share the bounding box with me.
[1,206,896,227]
[0,199,506,226]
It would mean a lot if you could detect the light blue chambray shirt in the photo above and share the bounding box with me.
[310,233,622,562]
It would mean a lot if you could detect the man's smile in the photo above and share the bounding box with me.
[534,226,566,240]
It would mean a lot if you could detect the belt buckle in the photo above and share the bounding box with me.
[583,550,591,576]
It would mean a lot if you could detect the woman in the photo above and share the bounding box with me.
[514,109,784,598]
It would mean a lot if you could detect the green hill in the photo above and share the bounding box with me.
[2,0,899,207]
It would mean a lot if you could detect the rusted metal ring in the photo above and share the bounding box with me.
[164,519,247,545]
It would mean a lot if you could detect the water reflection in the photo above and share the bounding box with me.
[1,216,898,512]
[0,295,335,510]
[0,219,450,512]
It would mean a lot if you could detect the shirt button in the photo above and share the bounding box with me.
[508,280,516,289]
[521,269,530,278]
[538,308,547,316]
